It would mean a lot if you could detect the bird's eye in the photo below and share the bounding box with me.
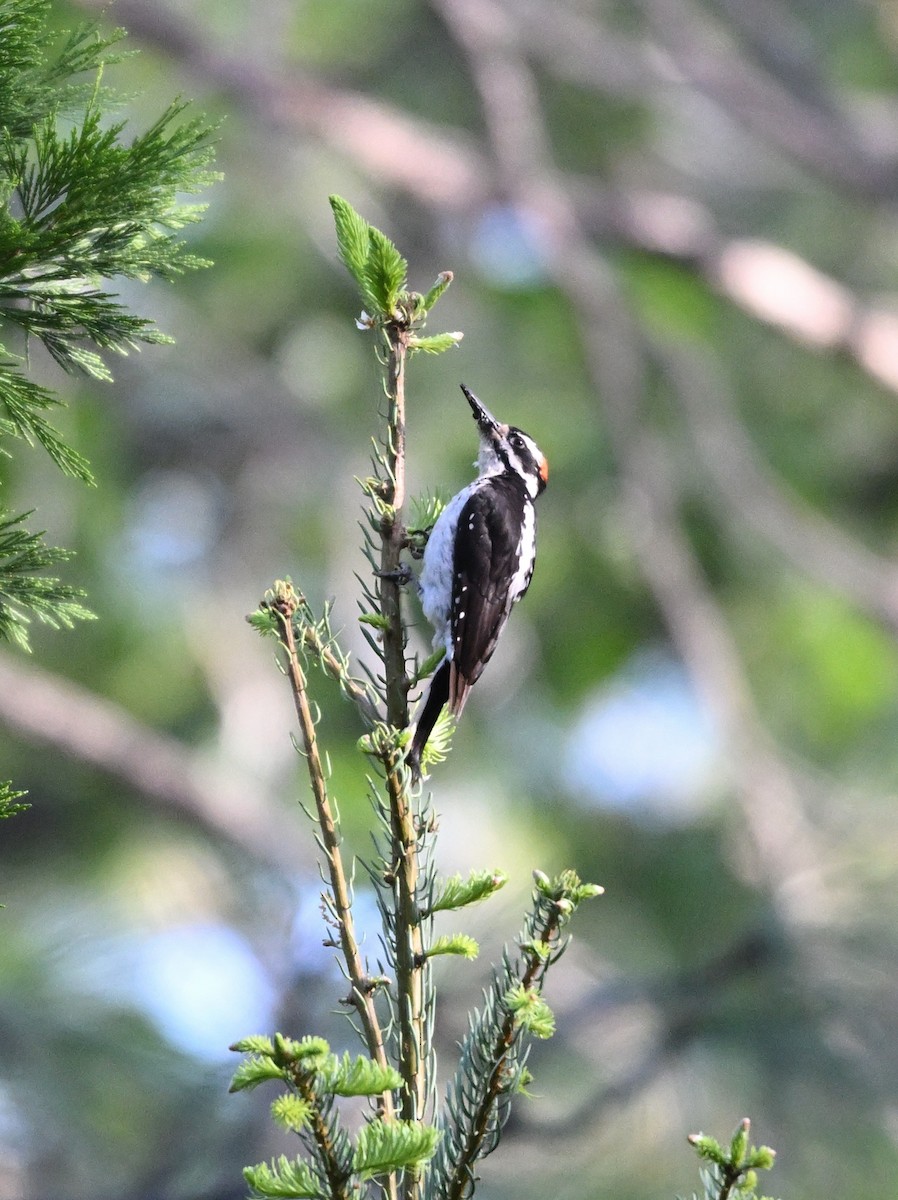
[510,434,524,450]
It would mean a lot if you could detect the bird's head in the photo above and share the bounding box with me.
[461,384,548,498]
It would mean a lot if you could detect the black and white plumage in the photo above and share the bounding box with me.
[410,384,548,772]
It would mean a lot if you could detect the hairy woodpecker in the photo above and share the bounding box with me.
[410,384,548,772]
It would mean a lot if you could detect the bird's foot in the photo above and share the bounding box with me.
[376,563,414,586]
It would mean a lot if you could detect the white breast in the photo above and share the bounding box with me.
[419,485,472,655]
[510,501,536,602]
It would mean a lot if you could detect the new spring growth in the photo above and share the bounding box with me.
[330,195,462,355]
[687,1118,777,1194]
[533,868,605,906]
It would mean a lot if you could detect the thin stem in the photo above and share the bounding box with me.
[276,605,397,1136]
[716,1166,741,1200]
[376,322,428,1200]
[379,322,410,729]
[300,619,382,726]
[385,756,427,1125]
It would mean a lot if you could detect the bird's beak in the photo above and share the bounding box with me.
[460,384,502,437]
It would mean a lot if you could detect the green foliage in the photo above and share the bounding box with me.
[228,1055,288,1094]
[411,648,447,684]
[323,1053,403,1098]
[363,224,408,316]
[0,509,94,650]
[0,360,93,480]
[328,194,459,354]
[231,1037,401,1101]
[0,0,216,653]
[0,779,28,818]
[425,933,479,960]
[429,870,602,1200]
[427,869,508,915]
[271,1095,313,1134]
[503,984,555,1039]
[243,1155,324,1200]
[247,606,281,638]
[351,1120,441,1180]
[358,611,390,631]
[233,1037,446,1187]
[230,1035,277,1056]
[684,1120,779,1200]
[329,194,372,296]
[416,705,454,770]
[0,94,217,381]
[406,333,462,355]
[421,272,453,311]
[277,1034,331,1066]
[0,1,126,138]
[232,204,611,1200]
[330,193,408,317]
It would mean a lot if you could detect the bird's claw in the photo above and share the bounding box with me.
[376,564,413,586]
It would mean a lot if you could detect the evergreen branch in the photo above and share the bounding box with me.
[239,199,616,1200]
[0,360,95,479]
[359,730,433,1154]
[328,198,464,1200]
[686,1119,778,1200]
[271,1094,314,1134]
[0,36,217,393]
[0,508,94,649]
[428,872,603,1200]
[322,1052,403,1098]
[0,779,28,819]
[425,870,508,916]
[424,933,479,960]
[243,1155,324,1200]
[293,1077,353,1200]
[0,4,127,138]
[232,1031,442,1193]
[370,276,432,1188]
[353,1119,441,1181]
[266,581,397,1130]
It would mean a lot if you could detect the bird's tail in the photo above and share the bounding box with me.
[408,658,451,778]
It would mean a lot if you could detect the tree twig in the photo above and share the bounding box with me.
[272,591,397,1134]
[376,322,429,1183]
[0,650,303,872]
[379,323,410,732]
[299,617,383,727]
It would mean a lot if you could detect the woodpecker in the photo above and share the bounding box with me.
[410,384,548,772]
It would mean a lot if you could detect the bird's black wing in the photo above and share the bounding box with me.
[449,479,528,713]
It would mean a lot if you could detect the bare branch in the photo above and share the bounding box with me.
[434,0,834,926]
[638,0,898,197]
[661,343,898,633]
[0,650,304,872]
[70,0,898,401]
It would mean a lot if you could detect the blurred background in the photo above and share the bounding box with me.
[4,0,898,1196]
